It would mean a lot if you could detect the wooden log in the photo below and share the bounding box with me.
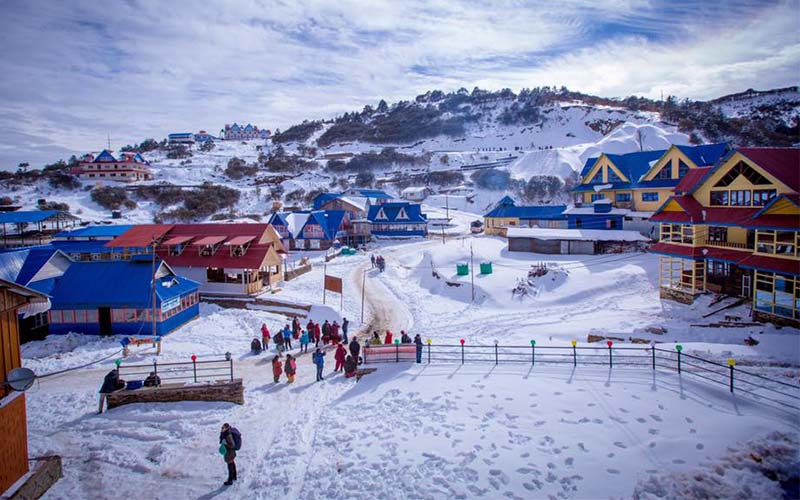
[106,379,244,409]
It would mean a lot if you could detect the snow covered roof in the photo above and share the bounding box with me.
[563,205,630,215]
[401,186,430,195]
[506,227,648,242]
[336,196,367,211]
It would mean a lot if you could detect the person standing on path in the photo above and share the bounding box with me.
[306,319,315,340]
[274,330,284,356]
[272,355,283,383]
[219,423,237,486]
[285,354,297,383]
[331,321,340,344]
[282,324,293,350]
[370,254,375,268]
[414,334,424,363]
[322,320,331,345]
[341,317,349,344]
[314,322,321,347]
[349,337,361,364]
[334,343,347,372]
[312,348,326,381]
[384,330,393,345]
[300,330,310,353]
[261,323,270,351]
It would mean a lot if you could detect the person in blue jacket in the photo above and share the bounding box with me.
[414,334,424,363]
[300,329,310,353]
[282,324,293,350]
[312,348,326,381]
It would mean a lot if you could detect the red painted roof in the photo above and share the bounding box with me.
[648,242,703,258]
[106,224,173,248]
[157,224,280,270]
[192,235,227,246]
[651,196,799,229]
[737,147,800,191]
[703,247,751,263]
[227,235,257,246]
[675,167,712,193]
[739,255,800,276]
[163,236,193,246]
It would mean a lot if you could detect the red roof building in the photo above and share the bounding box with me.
[73,149,153,183]
[649,147,800,327]
[107,223,287,297]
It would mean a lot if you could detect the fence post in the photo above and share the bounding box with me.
[530,340,535,366]
[460,338,465,365]
[229,356,234,381]
[395,339,400,363]
[494,340,499,365]
[675,345,682,374]
[114,358,121,380]
[607,341,613,368]
[651,343,656,370]
[191,354,197,383]
[427,339,431,364]
[728,358,735,393]
[571,340,577,366]
[153,359,158,386]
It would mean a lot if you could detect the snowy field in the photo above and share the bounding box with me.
[19,236,800,499]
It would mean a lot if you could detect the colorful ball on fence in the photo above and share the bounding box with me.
[530,340,536,346]
[426,339,432,345]
[727,358,735,367]
[571,340,577,347]
[675,345,683,352]
[191,355,197,362]
[394,339,400,345]
[114,358,122,367]
[607,341,613,348]
[460,339,465,345]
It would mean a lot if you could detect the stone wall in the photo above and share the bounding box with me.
[106,379,244,409]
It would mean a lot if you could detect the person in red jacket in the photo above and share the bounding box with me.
[313,323,321,347]
[331,321,340,345]
[306,319,315,339]
[271,356,283,383]
[334,343,347,372]
[384,330,393,344]
[261,323,270,351]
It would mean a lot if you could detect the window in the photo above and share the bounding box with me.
[654,166,671,180]
[125,309,137,322]
[587,170,602,184]
[50,310,62,324]
[591,194,604,202]
[62,310,75,323]
[86,310,98,323]
[607,219,618,229]
[642,192,659,202]
[74,310,87,323]
[607,168,623,183]
[615,193,631,202]
[708,226,728,243]
[574,218,582,229]
[715,161,770,187]
[753,189,777,206]
[756,230,776,254]
[729,190,751,207]
[681,225,693,244]
[112,309,126,322]
[710,190,728,206]
[677,159,690,178]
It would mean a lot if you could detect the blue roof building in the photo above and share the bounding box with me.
[484,197,567,235]
[47,260,200,336]
[367,202,427,238]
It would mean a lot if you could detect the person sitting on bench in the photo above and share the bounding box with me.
[144,371,161,387]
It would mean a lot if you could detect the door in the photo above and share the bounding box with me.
[741,273,752,299]
[98,307,112,336]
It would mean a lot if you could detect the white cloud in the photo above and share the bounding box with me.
[0,0,796,169]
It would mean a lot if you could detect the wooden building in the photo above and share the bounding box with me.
[0,279,49,494]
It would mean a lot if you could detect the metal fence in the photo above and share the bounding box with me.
[117,356,235,387]
[363,342,800,412]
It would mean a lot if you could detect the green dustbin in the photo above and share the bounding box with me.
[456,263,469,276]
[480,262,493,275]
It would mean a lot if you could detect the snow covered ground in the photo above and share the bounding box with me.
[19,235,800,499]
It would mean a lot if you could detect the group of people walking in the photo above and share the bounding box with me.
[270,336,365,384]
[254,317,351,357]
[370,254,386,272]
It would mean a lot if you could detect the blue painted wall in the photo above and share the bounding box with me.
[567,214,625,230]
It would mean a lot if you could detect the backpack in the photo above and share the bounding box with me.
[230,427,242,451]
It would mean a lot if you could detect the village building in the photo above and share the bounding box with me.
[47,259,200,336]
[506,227,649,255]
[368,202,428,238]
[193,130,215,143]
[50,225,131,261]
[0,210,79,248]
[105,223,286,297]
[484,196,567,236]
[222,123,270,141]
[573,143,730,211]
[296,210,349,250]
[72,149,153,183]
[0,278,53,497]
[313,189,393,210]
[0,248,72,341]
[401,186,434,202]
[648,147,799,327]
[168,132,195,145]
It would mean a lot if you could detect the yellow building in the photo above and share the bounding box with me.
[650,147,800,327]
[483,197,567,236]
[574,143,731,212]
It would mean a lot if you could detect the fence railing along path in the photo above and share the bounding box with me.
[116,355,235,388]
[363,340,800,412]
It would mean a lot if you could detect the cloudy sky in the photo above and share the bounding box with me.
[0,0,797,169]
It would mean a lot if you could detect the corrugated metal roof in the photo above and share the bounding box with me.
[0,249,28,283]
[49,261,199,308]
[105,224,174,248]
[367,203,426,224]
[163,236,194,246]
[737,147,800,191]
[55,225,132,239]
[226,235,257,246]
[192,235,226,246]
[485,204,567,219]
[0,210,71,224]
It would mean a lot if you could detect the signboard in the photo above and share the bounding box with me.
[324,275,343,294]
[161,296,181,314]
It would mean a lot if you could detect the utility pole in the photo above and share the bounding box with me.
[107,133,112,151]
[151,235,157,336]
[470,243,475,302]
[360,270,366,322]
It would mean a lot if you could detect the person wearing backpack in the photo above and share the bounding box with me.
[285,354,297,383]
[272,355,283,383]
[312,348,326,382]
[219,423,239,485]
[282,324,293,350]
[273,330,284,356]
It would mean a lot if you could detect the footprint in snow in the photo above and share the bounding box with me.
[649,414,663,422]
[613,442,627,449]
[607,469,621,474]
[685,417,694,423]
[696,443,704,450]
[564,457,574,466]
[547,462,556,469]
[578,443,588,453]
[607,453,615,458]
[636,417,647,424]
[619,408,629,413]
[520,452,530,458]
[672,459,686,464]
[586,403,596,407]
[690,428,697,434]
[649,428,659,435]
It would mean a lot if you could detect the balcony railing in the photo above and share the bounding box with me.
[702,240,751,250]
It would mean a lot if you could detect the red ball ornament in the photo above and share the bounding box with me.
[459,339,465,345]
[606,341,613,347]
[191,355,197,362]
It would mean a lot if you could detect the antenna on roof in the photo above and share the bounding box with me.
[107,133,111,151]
